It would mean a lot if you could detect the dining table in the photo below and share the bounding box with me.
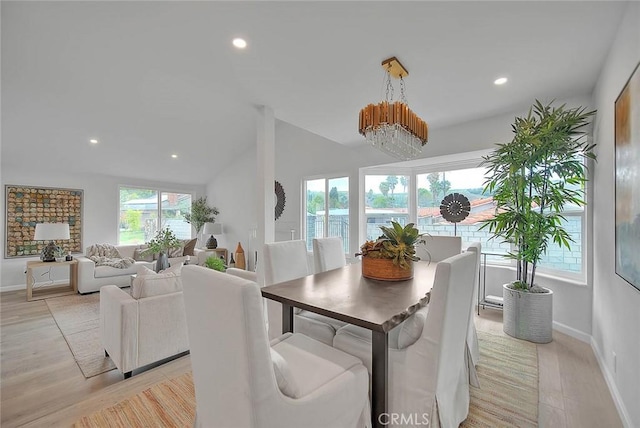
[261,261,438,428]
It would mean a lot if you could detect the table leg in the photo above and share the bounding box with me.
[282,303,293,334]
[371,330,388,428]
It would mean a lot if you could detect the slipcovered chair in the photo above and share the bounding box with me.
[465,242,482,368]
[263,240,346,345]
[313,237,346,273]
[416,235,462,263]
[182,266,371,428]
[100,264,189,378]
[333,252,477,428]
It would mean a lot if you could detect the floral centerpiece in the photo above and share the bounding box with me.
[357,221,425,281]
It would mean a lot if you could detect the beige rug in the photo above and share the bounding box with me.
[75,331,538,427]
[46,293,116,378]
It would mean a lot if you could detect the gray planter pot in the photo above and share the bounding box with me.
[503,283,553,343]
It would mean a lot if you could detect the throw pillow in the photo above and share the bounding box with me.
[398,306,429,349]
[133,246,154,262]
[168,245,184,258]
[182,238,197,256]
[132,264,182,299]
[270,348,300,398]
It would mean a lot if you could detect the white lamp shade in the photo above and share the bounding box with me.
[203,222,223,236]
[34,223,70,241]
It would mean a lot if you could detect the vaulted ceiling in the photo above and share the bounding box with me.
[1,1,627,184]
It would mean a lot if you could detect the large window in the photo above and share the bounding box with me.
[415,167,507,257]
[364,174,410,240]
[361,154,588,279]
[119,187,192,244]
[304,177,349,252]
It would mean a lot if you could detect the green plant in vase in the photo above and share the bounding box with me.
[183,197,219,247]
[358,221,426,280]
[142,227,182,272]
[480,99,596,343]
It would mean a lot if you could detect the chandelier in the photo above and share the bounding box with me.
[358,57,428,160]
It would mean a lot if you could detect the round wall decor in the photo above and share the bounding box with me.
[275,181,286,220]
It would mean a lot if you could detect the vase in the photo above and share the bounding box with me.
[155,252,169,273]
[235,242,246,270]
[206,235,218,249]
[361,257,413,281]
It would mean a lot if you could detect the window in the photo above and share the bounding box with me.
[119,187,192,244]
[360,151,588,279]
[364,174,410,240]
[304,177,349,252]
[415,167,507,258]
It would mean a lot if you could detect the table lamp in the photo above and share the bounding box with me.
[34,223,70,262]
[203,222,223,249]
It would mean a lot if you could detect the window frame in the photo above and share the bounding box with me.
[118,185,195,245]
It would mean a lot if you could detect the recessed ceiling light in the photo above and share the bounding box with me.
[89,139,98,144]
[494,77,508,85]
[232,38,247,49]
[171,154,178,159]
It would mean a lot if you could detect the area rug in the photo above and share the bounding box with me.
[46,293,116,378]
[75,331,538,427]
[462,331,538,427]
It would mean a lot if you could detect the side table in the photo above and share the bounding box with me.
[26,259,78,301]
[195,248,228,265]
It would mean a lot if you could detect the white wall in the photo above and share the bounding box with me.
[1,166,204,290]
[208,119,391,267]
[207,150,258,271]
[591,2,640,426]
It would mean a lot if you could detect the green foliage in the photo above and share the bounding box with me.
[359,221,425,270]
[417,188,433,207]
[120,188,155,204]
[183,197,219,234]
[480,100,596,290]
[386,175,398,195]
[123,210,142,231]
[379,182,390,197]
[307,193,325,214]
[205,256,226,271]
[142,228,182,255]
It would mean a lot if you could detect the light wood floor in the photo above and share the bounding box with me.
[1,289,623,427]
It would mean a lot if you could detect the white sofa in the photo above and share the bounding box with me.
[77,244,189,294]
[99,265,189,378]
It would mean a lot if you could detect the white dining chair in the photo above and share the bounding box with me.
[416,235,462,263]
[333,252,477,428]
[263,240,346,345]
[182,266,371,428]
[465,242,482,369]
[313,237,346,273]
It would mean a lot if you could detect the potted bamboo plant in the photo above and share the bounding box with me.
[481,100,596,343]
[358,221,425,281]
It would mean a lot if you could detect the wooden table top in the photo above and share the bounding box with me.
[261,261,436,333]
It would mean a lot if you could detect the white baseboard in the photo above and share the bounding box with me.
[591,338,633,428]
[1,280,69,293]
[1,283,27,292]
[552,320,591,343]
